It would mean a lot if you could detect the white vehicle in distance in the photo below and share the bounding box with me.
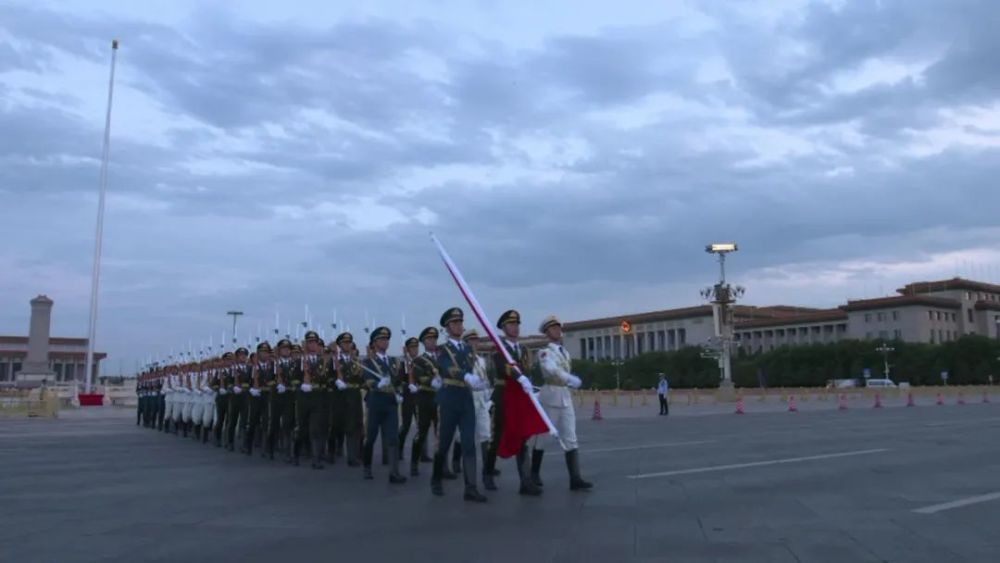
[865,378,897,389]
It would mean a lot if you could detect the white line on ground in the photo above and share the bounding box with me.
[627,448,889,479]
[587,440,716,454]
[923,417,1000,427]
[912,492,1000,514]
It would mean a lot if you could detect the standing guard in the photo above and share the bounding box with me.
[463,329,495,492]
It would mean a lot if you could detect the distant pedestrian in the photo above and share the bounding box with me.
[657,374,669,416]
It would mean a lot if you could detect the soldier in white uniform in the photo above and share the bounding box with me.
[190,365,205,441]
[462,329,493,491]
[536,315,593,491]
[199,363,216,443]
[180,368,195,438]
[163,368,177,434]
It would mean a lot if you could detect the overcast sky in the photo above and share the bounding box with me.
[3,0,1000,372]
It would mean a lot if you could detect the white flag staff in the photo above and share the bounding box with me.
[84,39,119,395]
[429,233,558,437]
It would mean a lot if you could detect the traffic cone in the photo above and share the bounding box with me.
[873,393,883,409]
[958,391,966,406]
[906,391,915,407]
[936,392,944,406]
[838,394,848,411]
[735,396,745,415]
[592,398,603,421]
[788,395,798,412]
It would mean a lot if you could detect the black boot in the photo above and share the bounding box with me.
[202,426,209,444]
[311,440,325,470]
[481,442,497,491]
[566,449,593,491]
[244,429,254,456]
[292,440,300,466]
[462,454,487,503]
[452,443,463,474]
[347,434,361,467]
[441,444,457,480]
[431,453,444,496]
[388,446,406,484]
[517,446,542,496]
[531,449,545,488]
[410,442,420,477]
[182,422,188,438]
[363,442,374,479]
[382,444,389,466]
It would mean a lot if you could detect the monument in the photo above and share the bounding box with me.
[15,295,57,384]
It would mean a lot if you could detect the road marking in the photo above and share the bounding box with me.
[913,492,1000,514]
[924,417,1000,428]
[627,448,889,479]
[587,440,716,454]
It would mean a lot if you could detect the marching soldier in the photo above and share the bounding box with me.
[225,351,247,452]
[154,374,165,430]
[244,346,267,456]
[198,361,215,444]
[298,331,332,469]
[536,315,593,491]
[327,341,346,463]
[163,366,177,434]
[333,333,364,467]
[273,339,299,464]
[210,358,227,447]
[191,362,206,442]
[489,309,540,495]
[179,366,194,438]
[256,342,278,460]
[431,308,487,502]
[463,329,495,492]
[361,327,407,483]
[397,337,420,465]
[409,327,440,477]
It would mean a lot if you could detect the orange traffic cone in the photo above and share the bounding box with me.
[592,398,603,421]
[838,394,848,411]
[936,392,944,406]
[873,393,883,409]
[906,391,915,407]
[788,395,798,412]
[735,397,745,415]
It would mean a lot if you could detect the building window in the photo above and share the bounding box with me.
[930,330,936,343]
[928,311,934,321]
[938,329,944,342]
[878,330,888,339]
[0,363,8,381]
[877,312,884,322]
[866,331,873,340]
[892,311,899,321]
[678,328,686,346]
[580,340,587,359]
[12,362,22,376]
[636,334,644,355]
[894,329,901,339]
[865,313,871,323]
[968,309,975,323]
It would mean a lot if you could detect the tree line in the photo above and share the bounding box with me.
[569,335,1000,390]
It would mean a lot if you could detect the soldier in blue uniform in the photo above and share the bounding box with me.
[360,327,407,483]
[431,308,488,502]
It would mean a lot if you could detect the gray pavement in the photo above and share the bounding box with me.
[3,402,1000,562]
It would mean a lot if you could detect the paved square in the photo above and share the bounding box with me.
[3,401,1000,562]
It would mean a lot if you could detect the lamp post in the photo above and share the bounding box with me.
[702,243,744,397]
[875,342,894,380]
[227,311,244,347]
[610,360,623,390]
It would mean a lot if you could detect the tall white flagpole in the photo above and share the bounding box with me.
[84,39,119,395]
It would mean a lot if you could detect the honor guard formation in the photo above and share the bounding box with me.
[134,308,593,503]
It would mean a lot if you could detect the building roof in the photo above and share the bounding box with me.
[737,309,848,329]
[841,295,961,312]
[897,277,1000,296]
[974,300,1000,312]
[562,305,716,331]
[0,336,91,346]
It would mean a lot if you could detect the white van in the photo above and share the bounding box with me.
[866,378,897,389]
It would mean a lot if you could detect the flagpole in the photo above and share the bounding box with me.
[430,234,558,437]
[84,39,119,395]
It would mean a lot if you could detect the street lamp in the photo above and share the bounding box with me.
[227,311,244,347]
[875,342,895,380]
[702,242,744,394]
[610,359,624,390]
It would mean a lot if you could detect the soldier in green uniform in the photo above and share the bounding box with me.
[297,331,331,469]
[397,337,420,464]
[243,345,269,457]
[489,309,540,495]
[210,357,227,447]
[222,352,242,451]
[326,341,346,463]
[333,332,364,467]
[361,327,407,483]
[273,339,298,464]
[409,327,440,477]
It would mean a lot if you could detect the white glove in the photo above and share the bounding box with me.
[277,384,286,394]
[249,388,261,397]
[201,385,210,393]
[431,376,443,390]
[300,383,313,393]
[377,377,391,390]
[335,379,347,391]
[218,388,227,395]
[408,383,418,394]
[566,375,582,389]
[485,400,493,411]
[395,394,403,403]
[232,386,242,395]
[464,373,484,390]
[516,375,533,394]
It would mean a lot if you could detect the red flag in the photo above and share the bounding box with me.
[498,374,549,458]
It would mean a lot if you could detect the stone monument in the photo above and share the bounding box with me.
[15,295,57,384]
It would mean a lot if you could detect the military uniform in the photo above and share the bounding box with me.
[397,337,420,464]
[297,331,332,469]
[359,327,407,483]
[326,341,346,463]
[431,308,487,502]
[463,329,495,492]
[226,352,248,452]
[489,309,539,494]
[210,362,227,447]
[536,315,592,491]
[255,342,278,460]
[163,370,178,433]
[243,347,267,456]
[191,366,206,441]
[411,327,440,477]
[273,340,298,463]
[333,333,364,467]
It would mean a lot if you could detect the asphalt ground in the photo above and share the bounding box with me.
[2,401,1000,563]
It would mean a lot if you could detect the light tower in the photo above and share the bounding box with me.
[700,243,744,400]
